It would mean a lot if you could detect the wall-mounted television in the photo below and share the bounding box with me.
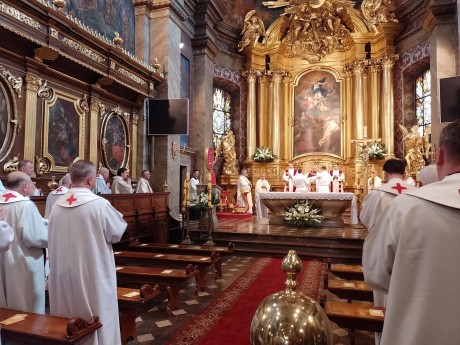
[440,76,460,123]
[146,98,189,135]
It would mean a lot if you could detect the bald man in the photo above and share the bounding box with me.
[0,171,48,313]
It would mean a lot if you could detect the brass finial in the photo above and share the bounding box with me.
[282,249,303,297]
[113,32,123,47]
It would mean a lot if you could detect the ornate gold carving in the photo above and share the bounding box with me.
[381,52,399,67]
[0,2,41,30]
[122,112,131,125]
[98,102,107,120]
[132,114,139,125]
[3,154,19,173]
[77,94,89,113]
[37,79,54,100]
[50,27,59,38]
[110,61,116,69]
[362,0,398,29]
[113,32,123,47]
[35,156,50,176]
[34,47,59,62]
[215,130,238,175]
[265,167,278,179]
[117,68,147,85]
[0,66,22,98]
[399,124,426,174]
[62,37,105,63]
[270,1,352,62]
[238,10,265,52]
[25,74,41,92]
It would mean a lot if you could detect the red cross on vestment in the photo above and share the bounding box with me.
[3,193,17,202]
[391,183,407,194]
[66,194,77,205]
[55,187,63,193]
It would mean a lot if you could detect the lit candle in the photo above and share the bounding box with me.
[207,172,212,207]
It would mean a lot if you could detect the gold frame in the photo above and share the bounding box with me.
[43,92,86,172]
[0,69,19,163]
[100,110,131,175]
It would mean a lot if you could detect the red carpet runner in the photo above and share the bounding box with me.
[168,257,324,345]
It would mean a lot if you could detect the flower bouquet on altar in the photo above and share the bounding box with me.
[368,142,387,160]
[252,147,277,162]
[283,201,324,227]
[190,192,220,210]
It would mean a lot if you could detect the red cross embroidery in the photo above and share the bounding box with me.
[55,187,63,193]
[3,193,17,202]
[391,183,407,194]
[66,194,77,205]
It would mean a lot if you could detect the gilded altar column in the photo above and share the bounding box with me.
[244,69,257,160]
[258,72,269,148]
[131,113,139,179]
[282,72,292,160]
[271,69,284,158]
[368,61,380,139]
[343,65,353,158]
[24,74,41,162]
[351,60,366,141]
[381,53,398,157]
[89,97,100,164]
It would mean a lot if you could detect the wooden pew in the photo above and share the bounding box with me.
[324,300,385,345]
[114,250,221,290]
[329,263,364,281]
[0,308,101,345]
[117,284,160,345]
[325,278,373,303]
[116,264,198,316]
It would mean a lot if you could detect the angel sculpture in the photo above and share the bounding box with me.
[399,124,426,173]
[237,10,265,52]
[216,130,238,175]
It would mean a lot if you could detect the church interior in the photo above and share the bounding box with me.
[0,0,458,344]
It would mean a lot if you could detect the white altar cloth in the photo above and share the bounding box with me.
[259,192,358,225]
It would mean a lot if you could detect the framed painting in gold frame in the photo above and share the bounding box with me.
[0,69,19,163]
[100,111,130,175]
[43,92,86,172]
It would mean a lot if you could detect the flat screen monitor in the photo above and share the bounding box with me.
[440,76,460,123]
[146,98,189,135]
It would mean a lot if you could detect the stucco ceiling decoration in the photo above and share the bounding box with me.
[262,0,355,62]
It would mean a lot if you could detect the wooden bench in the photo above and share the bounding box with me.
[114,250,221,291]
[116,264,198,316]
[324,300,385,345]
[117,284,160,345]
[325,276,373,303]
[329,263,364,281]
[0,308,101,345]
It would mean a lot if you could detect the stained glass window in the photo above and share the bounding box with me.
[212,88,232,149]
[415,69,431,136]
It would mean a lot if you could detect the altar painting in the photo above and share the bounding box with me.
[294,71,341,156]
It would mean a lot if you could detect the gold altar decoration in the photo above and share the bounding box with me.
[2,154,19,173]
[35,156,51,176]
[399,124,427,175]
[250,250,332,345]
[238,0,402,200]
[238,10,265,52]
[47,175,59,191]
[215,130,238,175]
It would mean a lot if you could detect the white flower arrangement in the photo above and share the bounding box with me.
[252,147,277,162]
[190,192,220,209]
[283,201,324,227]
[368,142,387,160]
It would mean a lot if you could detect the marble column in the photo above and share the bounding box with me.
[244,69,257,160]
[381,53,398,157]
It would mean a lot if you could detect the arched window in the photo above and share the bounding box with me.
[212,88,232,149]
[415,69,431,136]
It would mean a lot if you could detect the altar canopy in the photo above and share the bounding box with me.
[259,192,358,227]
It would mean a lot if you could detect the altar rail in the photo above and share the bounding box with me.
[32,192,170,243]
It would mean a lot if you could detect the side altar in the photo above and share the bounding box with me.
[260,192,358,227]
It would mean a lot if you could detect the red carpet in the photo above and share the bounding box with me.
[216,211,253,220]
[168,257,324,345]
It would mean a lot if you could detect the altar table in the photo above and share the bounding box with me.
[259,192,358,227]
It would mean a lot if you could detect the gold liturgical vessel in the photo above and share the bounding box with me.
[250,250,332,345]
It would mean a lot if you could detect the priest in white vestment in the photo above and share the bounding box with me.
[363,120,460,345]
[93,167,111,194]
[292,168,310,192]
[48,160,127,345]
[0,172,48,314]
[282,162,297,192]
[135,170,153,193]
[237,168,253,213]
[45,174,71,218]
[313,166,332,193]
[367,171,382,190]
[330,164,345,192]
[18,159,41,196]
[189,169,200,201]
[111,167,134,194]
[255,173,270,219]
[0,210,14,253]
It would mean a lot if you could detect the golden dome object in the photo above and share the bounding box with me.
[250,250,332,345]
[47,176,59,191]
[53,0,66,9]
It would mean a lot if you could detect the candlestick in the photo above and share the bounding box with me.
[185,173,190,206]
[181,178,187,213]
[207,172,212,207]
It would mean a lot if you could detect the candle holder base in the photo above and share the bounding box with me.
[181,235,193,245]
[203,237,215,246]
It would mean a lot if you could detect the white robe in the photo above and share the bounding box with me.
[292,173,310,192]
[0,190,48,314]
[0,220,13,253]
[45,186,68,218]
[189,177,199,201]
[111,176,133,194]
[282,168,297,192]
[48,187,127,345]
[237,175,253,213]
[135,177,153,193]
[255,179,270,219]
[363,173,460,345]
[315,171,332,193]
[93,175,111,195]
[368,175,382,190]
